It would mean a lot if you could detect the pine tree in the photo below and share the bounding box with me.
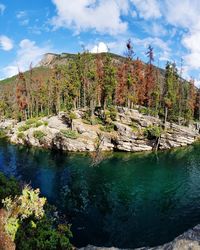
[163,62,177,125]
[116,63,127,106]
[16,71,28,120]
[185,79,196,123]
[145,45,156,109]
[101,54,116,109]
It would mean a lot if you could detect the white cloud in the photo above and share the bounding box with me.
[0,3,5,15]
[182,32,200,69]
[90,42,108,53]
[16,11,29,26]
[51,0,129,35]
[161,0,200,72]
[131,0,161,19]
[0,36,13,51]
[1,39,51,78]
[150,23,167,37]
[134,37,170,53]
[162,0,200,30]
[16,11,27,19]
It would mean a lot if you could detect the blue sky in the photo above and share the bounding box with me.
[0,0,200,84]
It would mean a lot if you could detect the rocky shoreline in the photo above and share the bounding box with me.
[79,224,200,250]
[0,107,199,153]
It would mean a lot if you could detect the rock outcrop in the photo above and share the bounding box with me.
[38,53,59,67]
[1,107,199,152]
[79,224,200,250]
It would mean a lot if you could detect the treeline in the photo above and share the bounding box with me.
[0,40,199,125]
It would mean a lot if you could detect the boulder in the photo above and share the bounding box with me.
[0,119,17,130]
[47,116,68,130]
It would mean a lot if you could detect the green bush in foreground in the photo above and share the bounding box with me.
[3,186,46,241]
[0,172,73,250]
[60,129,78,139]
[15,217,73,250]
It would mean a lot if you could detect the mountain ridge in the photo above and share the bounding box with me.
[0,51,165,86]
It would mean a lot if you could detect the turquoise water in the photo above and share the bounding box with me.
[0,140,200,248]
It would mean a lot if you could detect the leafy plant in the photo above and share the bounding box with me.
[17,132,25,140]
[33,131,46,140]
[60,129,78,139]
[82,119,91,125]
[0,172,21,208]
[100,124,115,133]
[44,121,48,126]
[92,117,104,125]
[15,216,73,250]
[34,121,43,128]
[0,129,7,138]
[0,173,73,250]
[144,125,163,140]
[69,112,77,120]
[109,106,117,121]
[25,118,39,126]
[18,125,31,132]
[3,186,46,240]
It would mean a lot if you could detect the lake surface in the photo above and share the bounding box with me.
[0,139,200,248]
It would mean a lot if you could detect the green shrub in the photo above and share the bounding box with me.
[82,110,92,124]
[34,121,43,128]
[17,132,25,140]
[109,106,117,121]
[104,110,111,123]
[18,124,31,132]
[3,186,46,241]
[100,124,115,133]
[15,218,73,250]
[60,129,78,139]
[92,117,104,125]
[84,116,104,125]
[144,125,163,140]
[139,106,149,115]
[69,112,77,120]
[130,122,140,133]
[25,118,39,126]
[44,121,48,126]
[0,129,7,138]
[0,172,21,208]
[33,130,46,140]
[138,107,158,117]
[0,173,73,250]
[82,119,91,125]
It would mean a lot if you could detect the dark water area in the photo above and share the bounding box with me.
[0,139,200,248]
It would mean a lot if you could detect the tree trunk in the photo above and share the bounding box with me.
[164,106,168,129]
